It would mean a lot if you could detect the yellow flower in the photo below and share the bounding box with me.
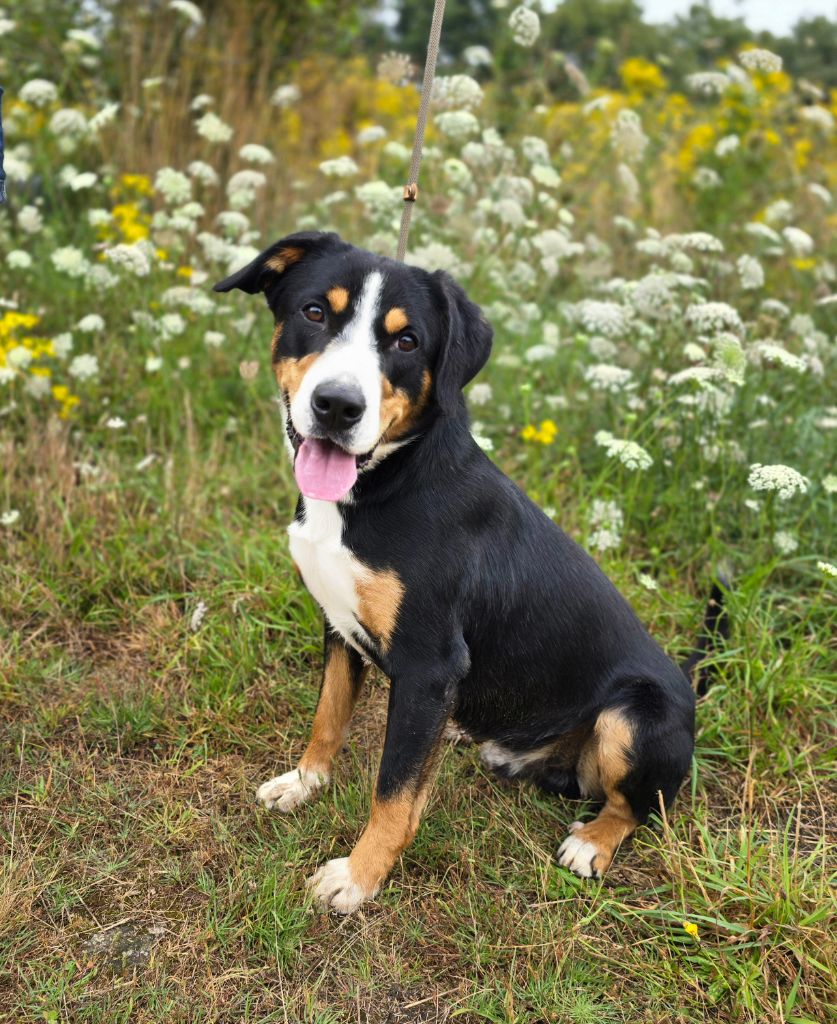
[620,58,667,97]
[176,266,194,279]
[683,920,699,939]
[522,420,559,445]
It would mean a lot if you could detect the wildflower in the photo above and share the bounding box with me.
[17,205,43,234]
[239,360,259,381]
[782,227,814,257]
[69,354,99,381]
[1,510,21,527]
[737,254,764,290]
[106,417,126,429]
[573,301,631,339]
[271,83,301,108]
[584,363,634,394]
[638,574,658,591]
[136,454,157,471]
[611,109,648,164]
[51,333,73,359]
[686,71,729,96]
[508,6,540,46]
[764,199,793,225]
[773,531,798,554]
[822,475,837,494]
[712,333,746,385]
[49,108,87,137]
[472,432,494,453]
[7,250,32,269]
[77,314,104,333]
[685,302,742,335]
[169,0,204,26]
[799,106,835,132]
[407,243,469,278]
[88,102,119,131]
[51,246,89,278]
[522,420,558,445]
[468,383,492,406]
[739,47,783,73]
[595,431,653,471]
[463,45,492,67]
[20,78,58,106]
[808,183,832,205]
[319,156,359,178]
[715,134,739,157]
[748,464,808,500]
[682,921,699,939]
[746,222,781,245]
[106,242,151,277]
[204,330,225,348]
[532,164,561,188]
[155,167,192,204]
[756,342,806,373]
[356,125,386,145]
[377,52,414,86]
[0,17,16,36]
[195,111,233,143]
[435,110,480,139]
[146,356,163,373]
[188,160,219,186]
[818,561,837,578]
[432,75,483,112]
[693,167,721,190]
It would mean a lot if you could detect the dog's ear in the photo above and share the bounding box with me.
[213,231,346,294]
[432,270,493,413]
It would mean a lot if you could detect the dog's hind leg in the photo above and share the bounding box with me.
[557,695,694,879]
[557,708,639,879]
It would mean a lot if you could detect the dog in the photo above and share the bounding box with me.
[214,231,724,914]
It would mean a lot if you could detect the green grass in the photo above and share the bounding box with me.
[1,357,834,1022]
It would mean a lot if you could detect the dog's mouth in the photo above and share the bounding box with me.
[286,417,374,503]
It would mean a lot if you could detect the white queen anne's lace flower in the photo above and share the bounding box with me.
[20,78,58,106]
[435,110,480,139]
[595,431,653,471]
[685,302,743,334]
[51,246,90,278]
[748,463,808,500]
[196,111,233,143]
[584,363,634,394]
[238,143,274,165]
[319,156,359,178]
[155,167,192,204]
[737,254,764,289]
[739,48,782,73]
[432,75,483,112]
[509,6,540,46]
[105,242,151,277]
[69,353,99,381]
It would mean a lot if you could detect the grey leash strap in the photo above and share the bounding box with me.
[395,0,446,262]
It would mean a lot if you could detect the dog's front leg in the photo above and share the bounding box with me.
[256,623,368,812]
[309,666,453,914]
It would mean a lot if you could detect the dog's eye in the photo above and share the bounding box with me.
[394,332,418,353]
[302,303,325,323]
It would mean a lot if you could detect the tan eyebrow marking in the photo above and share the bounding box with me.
[384,307,409,335]
[326,286,349,314]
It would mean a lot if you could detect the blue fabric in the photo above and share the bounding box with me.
[0,85,6,202]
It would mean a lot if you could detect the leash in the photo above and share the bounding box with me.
[395,0,446,262]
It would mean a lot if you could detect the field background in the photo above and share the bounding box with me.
[1,1,835,1021]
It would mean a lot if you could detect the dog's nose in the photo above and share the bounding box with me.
[311,382,366,433]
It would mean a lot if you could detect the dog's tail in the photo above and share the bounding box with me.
[681,577,729,696]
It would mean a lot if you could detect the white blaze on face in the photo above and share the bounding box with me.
[290,270,384,455]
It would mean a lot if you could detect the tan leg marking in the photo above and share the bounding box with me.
[326,286,349,314]
[356,567,404,651]
[299,644,367,777]
[310,760,441,913]
[558,708,638,879]
[274,352,320,401]
[256,643,366,813]
[384,306,409,335]
[265,246,304,274]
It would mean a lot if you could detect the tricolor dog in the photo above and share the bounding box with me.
[214,231,724,914]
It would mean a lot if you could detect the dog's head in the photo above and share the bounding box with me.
[214,231,492,501]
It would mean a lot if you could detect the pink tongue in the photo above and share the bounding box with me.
[294,438,358,502]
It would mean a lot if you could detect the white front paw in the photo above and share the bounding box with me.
[557,822,601,880]
[255,767,326,812]
[308,857,375,914]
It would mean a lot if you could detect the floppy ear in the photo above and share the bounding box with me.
[212,230,346,294]
[432,270,493,414]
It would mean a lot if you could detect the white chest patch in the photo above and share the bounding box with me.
[287,497,371,652]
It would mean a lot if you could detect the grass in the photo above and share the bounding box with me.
[1,371,834,1023]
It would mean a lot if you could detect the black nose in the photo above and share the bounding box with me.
[311,382,366,433]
